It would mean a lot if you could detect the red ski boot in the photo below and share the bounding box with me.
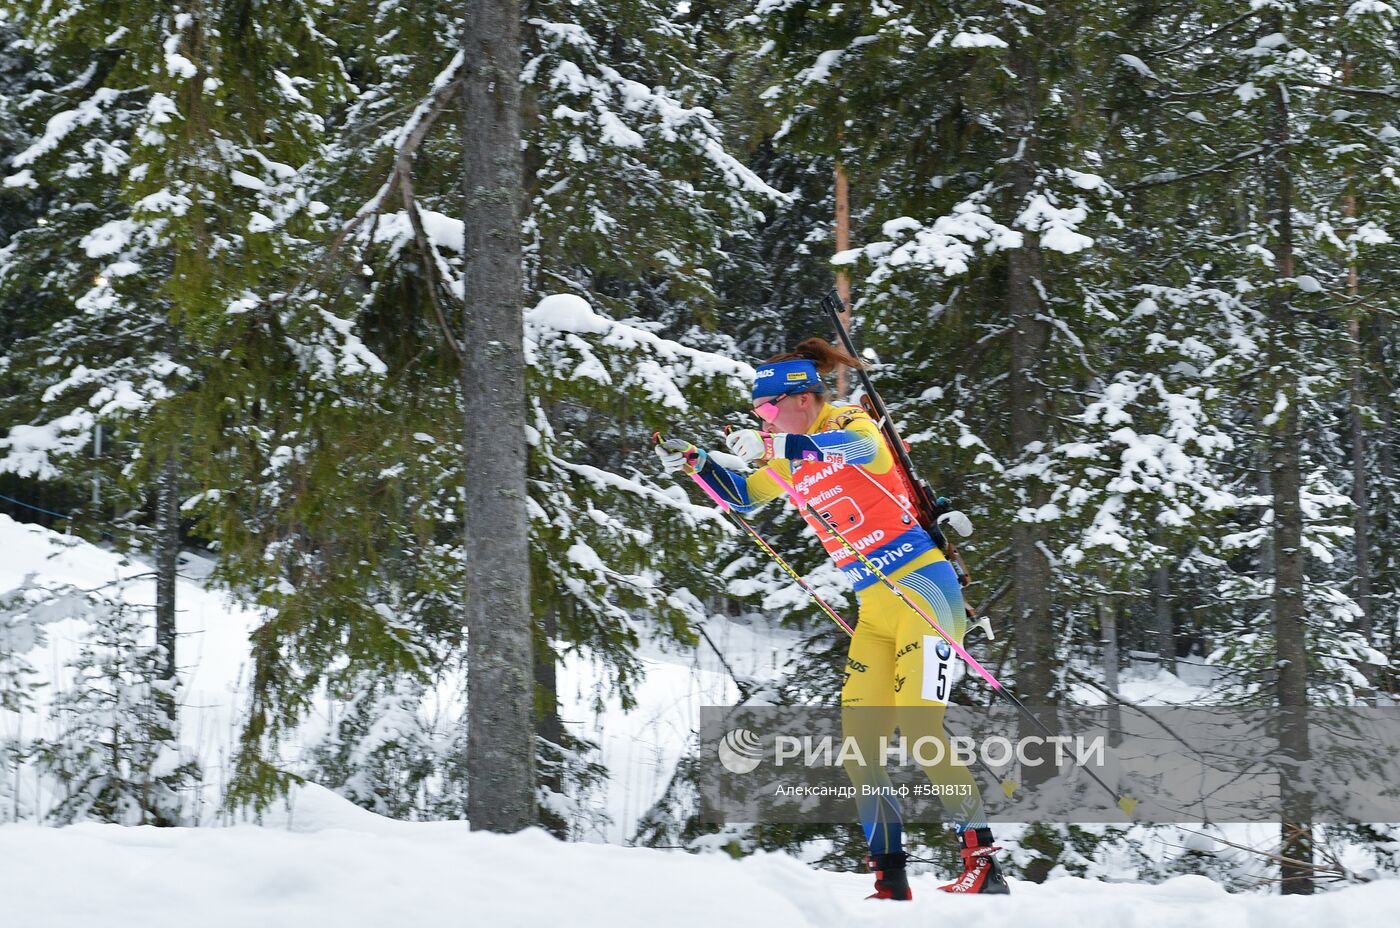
[938,827,1010,895]
[866,851,913,900]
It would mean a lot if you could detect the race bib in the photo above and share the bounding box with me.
[921,635,958,704]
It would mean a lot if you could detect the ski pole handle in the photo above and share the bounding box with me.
[722,423,806,510]
[653,432,730,511]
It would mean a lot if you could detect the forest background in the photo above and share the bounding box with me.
[2,0,1399,896]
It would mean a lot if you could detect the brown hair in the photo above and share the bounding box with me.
[762,337,865,375]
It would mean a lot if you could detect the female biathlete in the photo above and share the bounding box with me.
[655,337,1008,898]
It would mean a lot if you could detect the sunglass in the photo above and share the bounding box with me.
[752,393,792,423]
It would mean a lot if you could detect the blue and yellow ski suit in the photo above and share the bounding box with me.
[695,401,989,855]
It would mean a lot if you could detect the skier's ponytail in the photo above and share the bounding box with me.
[764,337,865,376]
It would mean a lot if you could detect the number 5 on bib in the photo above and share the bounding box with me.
[921,635,962,705]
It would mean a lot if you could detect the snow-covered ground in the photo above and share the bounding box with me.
[0,512,762,824]
[1,783,1396,927]
[0,515,261,817]
[0,511,800,836]
[4,513,1400,922]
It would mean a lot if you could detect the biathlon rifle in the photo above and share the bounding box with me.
[818,289,990,636]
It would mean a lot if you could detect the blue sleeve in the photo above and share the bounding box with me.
[694,458,755,512]
[693,458,786,513]
[781,429,879,465]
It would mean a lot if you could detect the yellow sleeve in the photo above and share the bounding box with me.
[742,459,789,508]
[695,454,789,512]
[827,405,896,476]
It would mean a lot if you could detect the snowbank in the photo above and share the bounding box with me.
[0,511,800,836]
[0,784,1396,927]
[0,515,260,818]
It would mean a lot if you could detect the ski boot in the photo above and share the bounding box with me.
[866,851,913,900]
[938,827,1010,895]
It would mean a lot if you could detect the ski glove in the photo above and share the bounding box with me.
[938,509,974,538]
[725,428,784,464]
[656,438,707,474]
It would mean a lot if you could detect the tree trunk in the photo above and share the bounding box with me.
[1264,64,1313,896]
[534,611,567,839]
[1377,310,1395,493]
[1341,61,1374,653]
[1004,32,1058,783]
[154,448,179,722]
[462,0,535,832]
[1098,572,1121,748]
[1377,309,1396,692]
[1153,561,1177,673]
[834,147,853,398]
[1004,43,1053,686]
[1346,258,1374,650]
[1152,525,1177,673]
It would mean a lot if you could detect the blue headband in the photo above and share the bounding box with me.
[751,359,824,402]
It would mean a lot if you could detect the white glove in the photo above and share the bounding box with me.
[937,509,974,538]
[725,429,784,464]
[655,438,705,474]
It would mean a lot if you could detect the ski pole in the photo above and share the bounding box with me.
[721,508,855,637]
[759,464,995,682]
[653,432,853,636]
[658,433,1018,799]
[759,462,1137,816]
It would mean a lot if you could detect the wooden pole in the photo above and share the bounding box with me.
[834,152,854,398]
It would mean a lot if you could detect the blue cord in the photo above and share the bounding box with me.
[0,492,72,521]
